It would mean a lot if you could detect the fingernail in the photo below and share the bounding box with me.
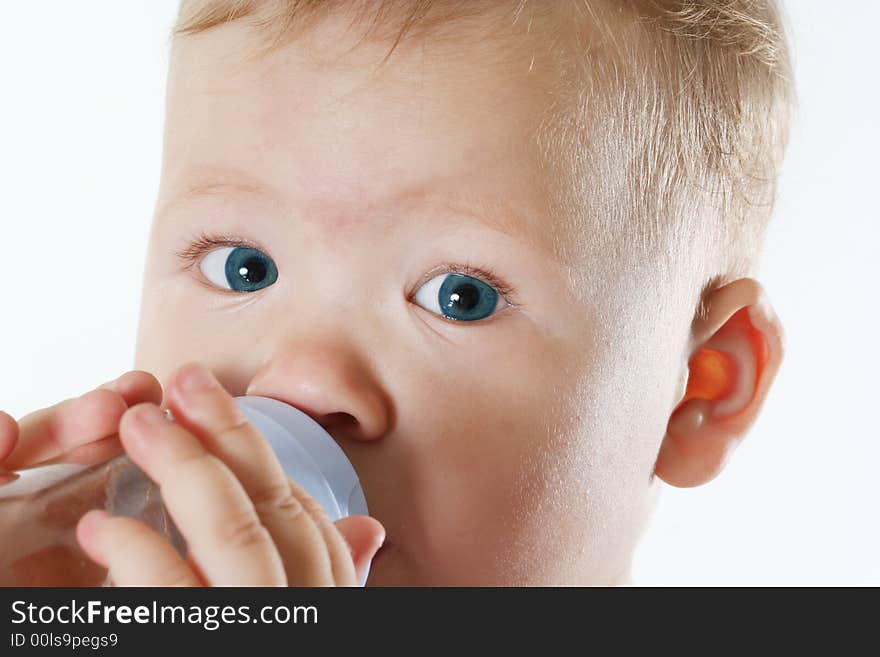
[79,509,110,542]
[180,363,217,394]
[78,509,111,561]
[134,404,167,427]
[373,526,387,551]
[82,509,110,527]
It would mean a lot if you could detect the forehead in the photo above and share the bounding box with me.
[161,15,572,259]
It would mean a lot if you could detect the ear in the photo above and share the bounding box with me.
[654,278,785,488]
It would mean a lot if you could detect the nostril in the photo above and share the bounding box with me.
[321,412,357,434]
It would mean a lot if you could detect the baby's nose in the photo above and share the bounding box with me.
[244,342,392,443]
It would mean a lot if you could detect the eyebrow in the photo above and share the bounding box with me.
[165,181,266,208]
[154,183,246,222]
[161,178,558,261]
[431,187,568,268]
[420,187,548,251]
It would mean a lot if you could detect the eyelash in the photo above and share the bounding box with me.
[175,231,521,307]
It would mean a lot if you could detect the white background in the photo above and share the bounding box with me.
[0,3,876,585]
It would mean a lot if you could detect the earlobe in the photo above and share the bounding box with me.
[654,278,784,488]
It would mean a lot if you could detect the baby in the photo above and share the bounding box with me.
[0,0,794,585]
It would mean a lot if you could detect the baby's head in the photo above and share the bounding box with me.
[134,0,794,584]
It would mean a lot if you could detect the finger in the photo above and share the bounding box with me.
[165,362,334,586]
[76,509,202,587]
[35,435,125,467]
[0,412,20,482]
[1,392,124,470]
[119,402,287,586]
[97,370,164,408]
[334,515,386,586]
[283,477,359,586]
[43,369,165,466]
[0,410,18,463]
[52,371,166,466]
[2,371,163,470]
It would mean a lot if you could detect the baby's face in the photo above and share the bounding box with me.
[135,15,676,584]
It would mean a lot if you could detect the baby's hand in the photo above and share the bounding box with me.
[0,371,164,482]
[74,362,385,586]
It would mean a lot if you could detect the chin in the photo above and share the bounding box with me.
[364,549,503,586]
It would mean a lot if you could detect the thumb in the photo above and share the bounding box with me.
[333,515,385,586]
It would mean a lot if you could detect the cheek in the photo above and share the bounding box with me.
[134,272,180,378]
[407,329,670,584]
[133,267,255,390]
[398,333,597,583]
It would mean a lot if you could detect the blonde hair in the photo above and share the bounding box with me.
[175,0,795,312]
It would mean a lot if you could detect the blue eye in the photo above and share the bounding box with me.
[413,272,507,322]
[199,246,278,293]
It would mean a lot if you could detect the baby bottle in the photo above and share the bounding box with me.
[0,396,370,587]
